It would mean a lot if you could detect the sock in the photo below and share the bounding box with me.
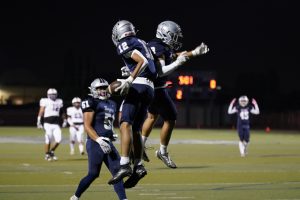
[238,141,245,156]
[134,159,143,166]
[120,157,130,165]
[160,144,167,155]
[142,136,148,146]
[78,143,84,153]
[70,143,75,153]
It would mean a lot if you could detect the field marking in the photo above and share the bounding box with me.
[0,136,237,145]
[1,181,300,187]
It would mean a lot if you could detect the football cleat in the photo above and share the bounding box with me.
[108,163,132,185]
[156,150,177,168]
[45,153,51,161]
[70,195,79,200]
[142,149,150,162]
[124,164,147,188]
[50,150,58,161]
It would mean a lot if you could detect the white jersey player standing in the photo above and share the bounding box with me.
[37,88,67,161]
[67,97,85,155]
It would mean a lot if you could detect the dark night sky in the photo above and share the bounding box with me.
[0,1,299,107]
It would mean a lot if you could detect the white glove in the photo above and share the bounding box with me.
[96,137,111,154]
[115,76,134,96]
[121,66,131,77]
[37,117,43,129]
[175,51,189,66]
[62,119,68,128]
[192,42,209,56]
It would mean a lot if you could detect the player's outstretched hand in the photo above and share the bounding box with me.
[96,137,111,154]
[192,42,209,56]
[230,98,236,104]
[252,98,257,105]
[37,122,43,129]
[176,51,189,66]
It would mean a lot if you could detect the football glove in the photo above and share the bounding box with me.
[192,42,209,56]
[115,76,134,96]
[37,117,43,129]
[96,137,111,154]
[121,66,131,77]
[175,51,189,66]
[62,119,68,128]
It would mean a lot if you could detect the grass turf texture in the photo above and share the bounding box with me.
[0,127,300,200]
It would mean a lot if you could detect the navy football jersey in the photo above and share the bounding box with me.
[235,105,255,126]
[81,96,117,138]
[116,36,157,80]
[147,38,176,87]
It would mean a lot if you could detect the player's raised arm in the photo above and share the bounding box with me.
[186,42,210,58]
[250,98,260,115]
[228,98,238,114]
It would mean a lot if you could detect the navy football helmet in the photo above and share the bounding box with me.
[156,20,183,50]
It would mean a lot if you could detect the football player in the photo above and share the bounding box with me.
[108,20,157,188]
[228,95,260,157]
[37,88,67,161]
[70,78,127,200]
[67,97,85,155]
[141,20,209,168]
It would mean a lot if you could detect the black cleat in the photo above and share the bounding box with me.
[123,164,147,188]
[142,149,150,162]
[108,164,132,185]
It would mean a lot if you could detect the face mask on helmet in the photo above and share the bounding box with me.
[239,96,249,107]
[89,78,110,100]
[47,88,57,101]
[72,97,81,108]
[112,20,136,46]
[156,20,183,50]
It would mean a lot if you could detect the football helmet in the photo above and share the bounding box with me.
[238,95,249,107]
[47,88,57,100]
[72,97,81,107]
[156,20,183,50]
[112,20,136,46]
[89,78,110,100]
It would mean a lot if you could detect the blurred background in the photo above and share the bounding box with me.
[0,1,299,129]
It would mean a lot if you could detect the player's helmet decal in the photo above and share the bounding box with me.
[156,20,183,50]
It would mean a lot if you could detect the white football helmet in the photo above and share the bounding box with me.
[156,20,183,50]
[112,20,136,46]
[47,88,57,100]
[89,78,110,100]
[72,97,81,104]
[238,95,249,107]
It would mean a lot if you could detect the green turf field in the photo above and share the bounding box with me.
[0,127,300,200]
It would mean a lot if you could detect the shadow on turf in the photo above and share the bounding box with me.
[153,165,210,170]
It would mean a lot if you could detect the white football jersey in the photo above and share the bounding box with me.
[67,106,83,124]
[40,98,63,117]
